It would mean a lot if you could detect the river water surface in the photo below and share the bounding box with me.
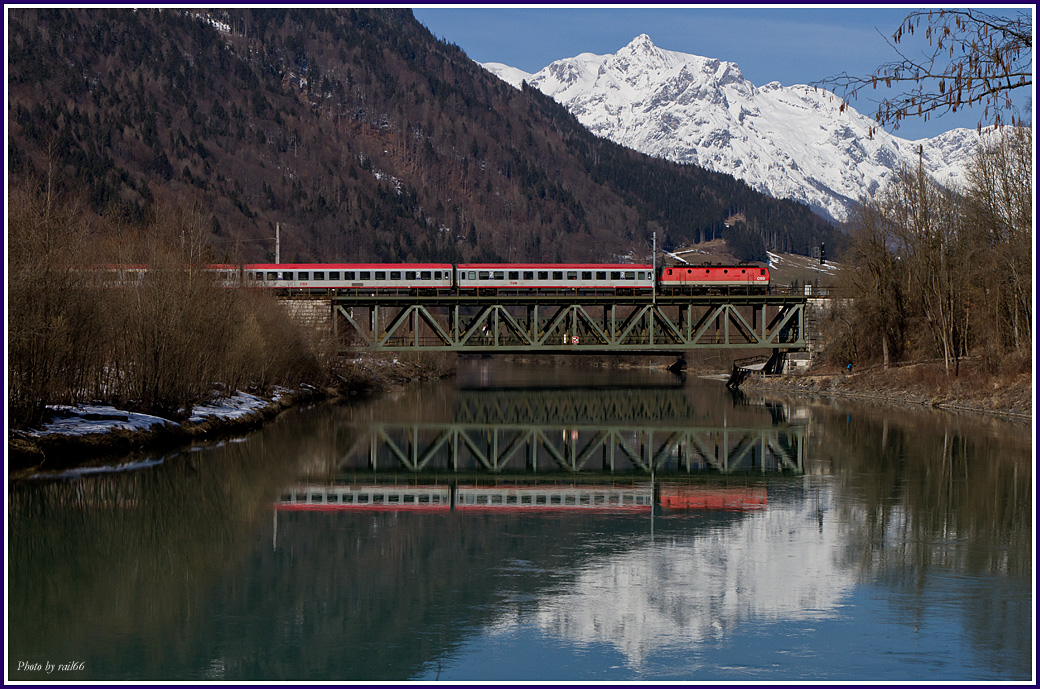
[7,361,1034,681]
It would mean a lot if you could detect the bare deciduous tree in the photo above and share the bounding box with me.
[961,127,1033,359]
[817,9,1032,134]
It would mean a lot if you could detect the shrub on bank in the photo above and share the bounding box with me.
[7,177,330,428]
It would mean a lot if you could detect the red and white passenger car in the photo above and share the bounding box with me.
[455,263,655,295]
[245,263,454,294]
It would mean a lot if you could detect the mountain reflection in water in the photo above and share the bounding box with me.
[7,361,1032,681]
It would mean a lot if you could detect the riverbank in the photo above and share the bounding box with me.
[7,355,455,480]
[744,359,1033,421]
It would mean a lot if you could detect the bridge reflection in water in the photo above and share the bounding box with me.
[342,386,804,475]
[277,381,802,513]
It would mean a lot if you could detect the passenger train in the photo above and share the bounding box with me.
[98,261,771,295]
[240,262,770,295]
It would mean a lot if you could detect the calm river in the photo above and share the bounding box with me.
[7,361,1034,681]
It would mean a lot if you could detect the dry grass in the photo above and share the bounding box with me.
[761,357,1033,419]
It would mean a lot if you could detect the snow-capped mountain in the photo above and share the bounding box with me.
[482,35,980,223]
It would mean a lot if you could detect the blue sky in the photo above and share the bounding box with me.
[412,6,1034,141]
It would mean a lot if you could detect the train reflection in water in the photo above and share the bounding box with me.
[277,483,654,512]
[275,483,770,512]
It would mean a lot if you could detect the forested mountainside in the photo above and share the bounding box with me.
[7,8,843,263]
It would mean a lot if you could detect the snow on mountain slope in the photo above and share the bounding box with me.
[482,35,980,222]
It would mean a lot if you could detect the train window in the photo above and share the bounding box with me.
[435,271,442,280]
[417,271,428,280]
[333,272,343,280]
[493,271,504,280]
[582,271,592,280]
[523,271,534,280]
[553,271,563,280]
[566,271,577,280]
[406,271,416,280]
[508,271,519,280]
[267,272,278,280]
[538,271,548,280]
[390,271,401,280]
[478,271,489,280]
[298,272,309,280]
[468,271,476,280]
[283,272,294,280]
[375,271,386,280]
[624,271,635,280]
[760,269,766,276]
[610,271,621,280]
[596,271,606,280]
[255,272,264,280]
[359,271,371,280]
[638,272,646,280]
[313,271,325,280]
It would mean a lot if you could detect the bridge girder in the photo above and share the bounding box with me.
[329,295,806,353]
[349,422,804,476]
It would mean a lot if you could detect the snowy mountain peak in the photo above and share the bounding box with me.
[621,33,656,55]
[482,36,979,223]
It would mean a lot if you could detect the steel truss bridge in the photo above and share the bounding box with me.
[340,387,805,476]
[328,293,807,354]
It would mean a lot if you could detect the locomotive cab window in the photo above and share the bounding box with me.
[760,269,766,276]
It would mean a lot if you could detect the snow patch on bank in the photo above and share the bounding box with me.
[188,391,272,423]
[31,405,175,437]
[28,388,286,437]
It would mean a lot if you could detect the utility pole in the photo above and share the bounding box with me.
[652,231,656,305]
